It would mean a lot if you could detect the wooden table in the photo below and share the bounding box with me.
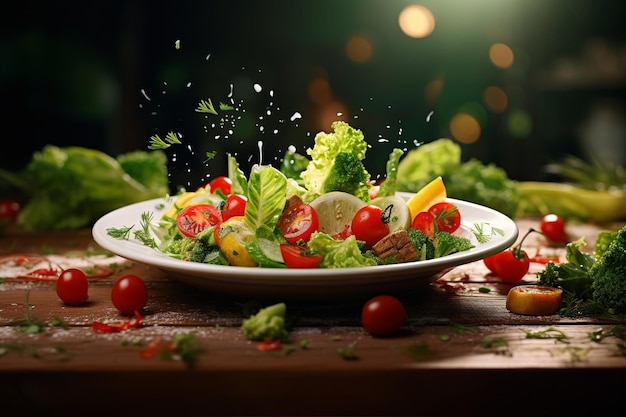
[1,219,624,417]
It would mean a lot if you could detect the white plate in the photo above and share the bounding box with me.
[92,194,518,299]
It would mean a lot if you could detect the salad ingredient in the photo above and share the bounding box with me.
[245,164,288,240]
[486,229,534,282]
[0,199,20,220]
[370,195,411,233]
[176,204,222,238]
[277,202,319,244]
[540,214,569,244]
[361,295,407,337]
[412,211,435,237]
[537,225,626,315]
[506,285,563,315]
[432,231,475,258]
[217,216,258,267]
[351,205,390,249]
[544,154,626,191]
[279,244,323,268]
[372,230,419,263]
[56,268,89,306]
[208,176,232,195]
[309,191,366,237]
[308,232,378,268]
[220,194,247,221]
[300,121,371,202]
[428,202,461,234]
[376,148,405,198]
[593,230,618,258]
[519,181,626,222]
[490,249,530,282]
[405,176,446,221]
[241,302,289,342]
[92,311,143,333]
[397,139,521,218]
[0,146,169,230]
[588,225,626,314]
[111,274,148,315]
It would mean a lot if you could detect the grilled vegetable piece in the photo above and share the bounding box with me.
[372,230,419,263]
[506,285,563,315]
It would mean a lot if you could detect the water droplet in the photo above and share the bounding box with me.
[253,84,262,93]
[426,110,434,122]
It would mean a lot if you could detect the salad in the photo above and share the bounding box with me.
[106,121,476,269]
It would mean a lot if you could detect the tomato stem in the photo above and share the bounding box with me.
[512,228,538,259]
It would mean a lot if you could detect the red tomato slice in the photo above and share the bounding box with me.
[277,203,319,244]
[176,204,222,238]
[428,202,461,234]
[279,244,323,268]
[411,211,435,237]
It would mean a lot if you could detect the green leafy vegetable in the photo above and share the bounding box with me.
[0,146,169,230]
[396,138,521,218]
[307,232,377,268]
[241,302,289,342]
[300,121,371,202]
[245,165,288,240]
[537,225,626,315]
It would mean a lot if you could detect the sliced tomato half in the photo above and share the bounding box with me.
[279,244,323,269]
[176,204,222,238]
[277,203,319,244]
[428,202,461,234]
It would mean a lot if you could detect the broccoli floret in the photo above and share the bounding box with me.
[322,151,370,196]
[432,231,475,258]
[537,238,597,300]
[594,230,618,258]
[300,121,371,202]
[590,225,626,314]
[241,302,289,342]
[187,239,228,265]
[406,228,435,260]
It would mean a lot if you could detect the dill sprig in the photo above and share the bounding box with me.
[148,131,182,150]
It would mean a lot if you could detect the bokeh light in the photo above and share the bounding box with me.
[449,112,481,144]
[483,86,508,113]
[489,42,515,69]
[308,76,333,105]
[317,101,349,132]
[346,35,373,63]
[506,109,533,138]
[398,5,436,39]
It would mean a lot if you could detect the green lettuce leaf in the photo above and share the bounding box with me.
[245,165,288,240]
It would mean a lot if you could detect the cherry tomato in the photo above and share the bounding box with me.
[221,194,247,221]
[540,214,569,244]
[411,211,435,237]
[111,274,148,315]
[277,203,319,244]
[176,204,222,238]
[279,244,323,268]
[0,199,20,220]
[351,205,390,248]
[208,176,232,195]
[361,295,407,337]
[491,248,530,282]
[483,254,498,273]
[56,268,89,306]
[428,202,461,234]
